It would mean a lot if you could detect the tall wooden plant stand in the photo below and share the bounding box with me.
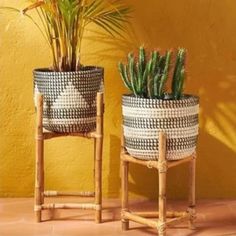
[121,132,196,236]
[35,92,104,223]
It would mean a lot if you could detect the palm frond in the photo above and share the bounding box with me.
[1,0,131,71]
[84,0,131,36]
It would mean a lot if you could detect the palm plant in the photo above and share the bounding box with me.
[2,0,130,71]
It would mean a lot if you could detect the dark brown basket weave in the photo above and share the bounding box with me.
[122,94,199,161]
[33,66,104,133]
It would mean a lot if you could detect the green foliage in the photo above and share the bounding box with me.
[1,0,131,71]
[172,48,186,99]
[119,47,187,99]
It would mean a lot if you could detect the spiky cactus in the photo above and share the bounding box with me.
[172,48,186,99]
[118,47,186,99]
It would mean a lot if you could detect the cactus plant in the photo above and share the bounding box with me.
[118,47,186,100]
[172,48,186,99]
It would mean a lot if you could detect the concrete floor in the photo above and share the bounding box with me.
[0,198,236,236]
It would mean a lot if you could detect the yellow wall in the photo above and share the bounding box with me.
[0,0,236,199]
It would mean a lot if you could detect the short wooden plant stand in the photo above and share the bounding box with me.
[34,92,104,223]
[121,132,196,236]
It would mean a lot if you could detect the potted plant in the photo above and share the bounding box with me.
[2,0,130,133]
[118,47,199,160]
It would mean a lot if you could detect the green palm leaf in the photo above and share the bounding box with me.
[1,0,131,71]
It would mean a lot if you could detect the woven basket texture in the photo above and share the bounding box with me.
[34,66,104,133]
[122,94,199,161]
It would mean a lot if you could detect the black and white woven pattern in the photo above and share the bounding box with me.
[33,66,104,133]
[122,94,199,160]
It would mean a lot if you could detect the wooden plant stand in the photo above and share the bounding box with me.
[121,132,196,236]
[35,92,104,223]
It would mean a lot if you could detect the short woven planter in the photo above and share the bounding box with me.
[33,66,104,133]
[122,94,199,161]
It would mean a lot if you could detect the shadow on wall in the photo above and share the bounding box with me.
[106,77,236,200]
[197,73,236,198]
[105,0,236,199]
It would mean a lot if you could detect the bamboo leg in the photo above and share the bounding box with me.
[35,94,44,222]
[121,159,129,230]
[41,131,45,206]
[158,132,167,236]
[93,139,96,188]
[121,129,129,230]
[188,157,196,230]
[95,92,103,223]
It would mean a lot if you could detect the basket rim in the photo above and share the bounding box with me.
[33,66,104,75]
[122,93,199,102]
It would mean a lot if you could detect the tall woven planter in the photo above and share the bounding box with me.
[33,66,104,133]
[122,94,199,161]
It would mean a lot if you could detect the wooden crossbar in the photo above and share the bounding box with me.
[42,203,99,210]
[122,153,194,170]
[44,191,95,197]
[122,211,190,230]
[133,211,187,218]
[165,212,189,227]
[122,211,157,228]
[122,154,158,169]
[168,156,194,168]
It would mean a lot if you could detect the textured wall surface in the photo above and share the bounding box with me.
[0,0,236,199]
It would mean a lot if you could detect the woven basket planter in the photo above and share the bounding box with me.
[122,94,199,161]
[33,66,104,133]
